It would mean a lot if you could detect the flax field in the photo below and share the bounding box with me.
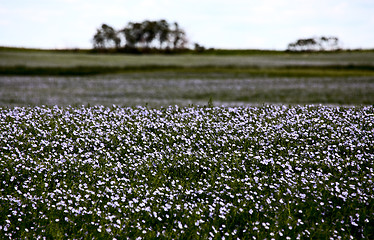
[1,49,374,239]
[1,105,373,239]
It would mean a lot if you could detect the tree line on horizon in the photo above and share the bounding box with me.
[287,36,342,52]
[92,20,188,53]
[92,20,344,53]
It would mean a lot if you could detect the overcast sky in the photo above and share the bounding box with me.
[1,0,374,50]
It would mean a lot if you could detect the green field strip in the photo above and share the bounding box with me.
[1,64,374,77]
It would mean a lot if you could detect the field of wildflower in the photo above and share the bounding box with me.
[0,104,373,239]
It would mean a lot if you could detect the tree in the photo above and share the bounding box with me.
[194,43,205,52]
[287,38,318,51]
[121,20,176,49]
[287,36,341,51]
[92,29,105,49]
[156,20,170,49]
[170,22,187,49]
[92,24,121,49]
[93,19,189,52]
[121,22,143,48]
[142,20,158,48]
[319,36,340,51]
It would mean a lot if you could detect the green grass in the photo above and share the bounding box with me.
[1,105,373,239]
[0,47,373,106]
[1,47,374,77]
[1,47,374,69]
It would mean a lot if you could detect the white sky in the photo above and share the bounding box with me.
[1,0,374,50]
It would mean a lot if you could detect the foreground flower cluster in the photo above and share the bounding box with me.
[0,105,373,239]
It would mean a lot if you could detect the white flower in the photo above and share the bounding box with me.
[178,221,183,229]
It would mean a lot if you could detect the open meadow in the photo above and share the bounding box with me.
[0,49,374,239]
[1,48,374,106]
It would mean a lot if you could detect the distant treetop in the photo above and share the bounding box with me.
[92,20,188,52]
[287,36,341,52]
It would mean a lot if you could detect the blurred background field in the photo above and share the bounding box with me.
[0,48,373,107]
[1,47,374,68]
